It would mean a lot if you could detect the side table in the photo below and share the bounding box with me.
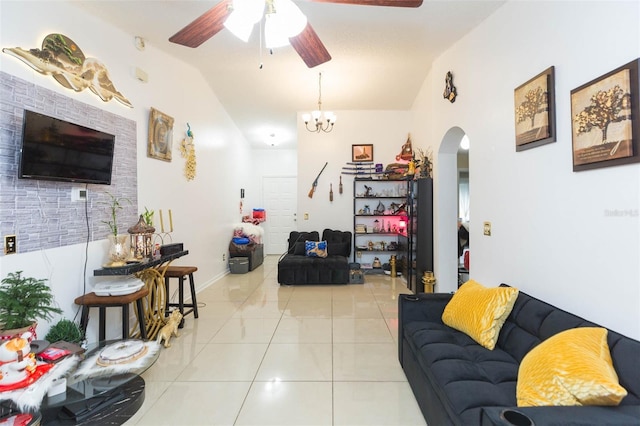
[74,288,149,341]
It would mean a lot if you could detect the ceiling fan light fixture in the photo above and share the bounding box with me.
[264,14,290,48]
[264,0,307,49]
[275,0,307,38]
[224,0,265,41]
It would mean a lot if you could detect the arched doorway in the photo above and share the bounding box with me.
[434,127,468,293]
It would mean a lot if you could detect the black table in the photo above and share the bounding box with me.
[93,250,189,276]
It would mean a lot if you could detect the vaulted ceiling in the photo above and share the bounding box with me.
[73,0,505,148]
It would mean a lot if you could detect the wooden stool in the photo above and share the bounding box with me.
[75,287,149,341]
[164,266,199,325]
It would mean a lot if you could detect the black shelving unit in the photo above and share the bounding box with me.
[409,177,434,293]
[352,178,408,273]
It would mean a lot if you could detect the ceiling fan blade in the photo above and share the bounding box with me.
[290,23,332,68]
[169,0,232,48]
[311,0,422,6]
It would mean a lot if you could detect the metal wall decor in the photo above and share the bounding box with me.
[443,71,457,103]
[2,34,132,107]
[179,123,196,180]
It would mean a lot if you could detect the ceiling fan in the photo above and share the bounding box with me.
[169,0,423,68]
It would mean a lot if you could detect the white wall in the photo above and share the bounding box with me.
[296,110,412,234]
[0,1,252,341]
[411,0,640,339]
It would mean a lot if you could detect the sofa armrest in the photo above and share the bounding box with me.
[481,405,640,426]
[398,293,453,365]
[398,293,452,324]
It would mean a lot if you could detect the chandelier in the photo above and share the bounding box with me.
[223,0,307,48]
[302,72,337,133]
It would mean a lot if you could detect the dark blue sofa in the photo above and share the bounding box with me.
[398,284,640,425]
[277,229,352,285]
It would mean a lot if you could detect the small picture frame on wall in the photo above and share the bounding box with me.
[148,107,174,161]
[352,144,374,162]
[571,58,640,171]
[514,66,556,151]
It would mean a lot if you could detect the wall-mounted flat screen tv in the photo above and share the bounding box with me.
[19,110,115,185]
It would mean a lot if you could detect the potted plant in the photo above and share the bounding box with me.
[0,271,63,341]
[101,192,131,265]
[45,318,83,344]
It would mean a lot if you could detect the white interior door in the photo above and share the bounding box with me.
[263,177,297,255]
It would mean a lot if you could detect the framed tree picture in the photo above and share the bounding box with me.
[148,107,174,161]
[571,58,639,171]
[514,66,556,151]
[352,144,373,162]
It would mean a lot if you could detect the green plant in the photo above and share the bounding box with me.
[101,192,131,237]
[45,318,83,343]
[0,271,63,331]
[142,207,154,227]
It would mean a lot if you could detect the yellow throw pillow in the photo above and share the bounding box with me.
[441,280,519,350]
[517,327,627,407]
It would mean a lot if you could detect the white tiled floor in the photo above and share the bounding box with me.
[126,256,426,426]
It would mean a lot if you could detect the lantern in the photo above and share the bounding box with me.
[128,215,155,259]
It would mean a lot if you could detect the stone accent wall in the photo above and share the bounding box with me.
[0,72,137,255]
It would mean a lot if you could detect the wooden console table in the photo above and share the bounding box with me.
[91,250,188,339]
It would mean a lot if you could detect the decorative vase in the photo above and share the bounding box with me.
[108,234,129,265]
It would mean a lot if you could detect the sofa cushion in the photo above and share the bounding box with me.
[293,241,306,255]
[305,240,328,258]
[442,280,519,350]
[288,231,319,251]
[327,242,350,257]
[322,229,352,257]
[404,320,519,423]
[517,327,627,407]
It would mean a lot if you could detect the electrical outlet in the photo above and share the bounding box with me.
[304,213,309,220]
[71,187,88,202]
[222,253,226,261]
[483,222,492,236]
[4,235,16,254]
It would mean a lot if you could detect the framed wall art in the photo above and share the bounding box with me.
[352,144,373,162]
[514,66,556,151]
[148,107,174,161]
[571,58,639,171]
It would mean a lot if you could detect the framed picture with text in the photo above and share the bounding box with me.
[571,58,639,171]
[514,66,556,151]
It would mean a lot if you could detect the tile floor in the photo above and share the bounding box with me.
[126,256,426,425]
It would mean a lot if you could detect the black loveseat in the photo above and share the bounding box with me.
[398,284,640,426]
[277,229,352,285]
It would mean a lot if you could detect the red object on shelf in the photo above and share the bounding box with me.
[252,208,266,222]
[463,250,470,270]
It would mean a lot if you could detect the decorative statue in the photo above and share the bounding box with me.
[396,134,414,161]
[157,310,183,348]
